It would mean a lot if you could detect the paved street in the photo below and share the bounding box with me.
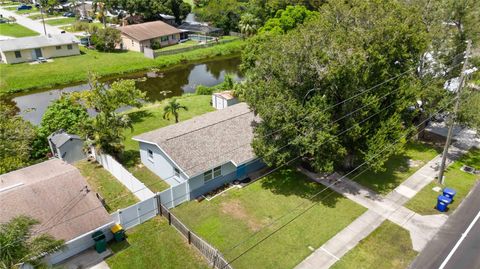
[0,6,63,35]
[409,182,480,269]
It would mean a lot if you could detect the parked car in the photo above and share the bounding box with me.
[17,4,32,10]
[79,16,93,23]
[63,12,75,17]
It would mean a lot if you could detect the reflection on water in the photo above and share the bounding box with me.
[10,56,242,125]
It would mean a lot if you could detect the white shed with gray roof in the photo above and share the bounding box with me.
[133,102,265,199]
[0,34,80,64]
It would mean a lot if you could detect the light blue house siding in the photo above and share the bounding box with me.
[139,142,187,186]
[188,159,264,199]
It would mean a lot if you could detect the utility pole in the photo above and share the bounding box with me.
[438,40,472,184]
[40,6,47,35]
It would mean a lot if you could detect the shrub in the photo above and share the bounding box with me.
[195,85,214,95]
[91,27,121,52]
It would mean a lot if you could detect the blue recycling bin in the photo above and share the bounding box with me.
[443,188,456,200]
[436,195,452,212]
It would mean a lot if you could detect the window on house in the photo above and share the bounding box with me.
[56,45,61,50]
[174,167,180,177]
[161,36,168,42]
[147,149,153,160]
[67,44,73,50]
[213,166,221,178]
[204,170,213,181]
[14,51,21,58]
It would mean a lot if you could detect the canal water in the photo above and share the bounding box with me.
[8,56,242,125]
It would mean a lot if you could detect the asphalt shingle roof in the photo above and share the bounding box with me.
[119,21,182,41]
[0,34,80,52]
[48,131,81,148]
[0,159,112,241]
[133,103,259,177]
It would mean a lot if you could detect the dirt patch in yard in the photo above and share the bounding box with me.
[220,200,262,231]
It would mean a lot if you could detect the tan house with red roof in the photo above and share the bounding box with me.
[119,20,183,52]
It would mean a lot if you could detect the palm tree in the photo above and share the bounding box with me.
[239,13,260,37]
[163,99,188,123]
[0,216,63,268]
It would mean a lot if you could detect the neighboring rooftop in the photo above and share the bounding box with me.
[119,21,182,41]
[0,159,111,241]
[0,34,80,52]
[48,130,82,148]
[214,90,236,100]
[133,103,258,177]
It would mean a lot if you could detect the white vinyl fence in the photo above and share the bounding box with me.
[111,196,158,230]
[46,222,115,265]
[158,181,189,209]
[96,153,155,201]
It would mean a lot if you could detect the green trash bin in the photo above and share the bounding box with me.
[113,229,126,242]
[92,230,107,253]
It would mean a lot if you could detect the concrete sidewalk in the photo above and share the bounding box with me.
[296,134,478,269]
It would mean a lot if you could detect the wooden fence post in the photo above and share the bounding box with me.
[188,231,191,244]
[168,212,171,225]
[156,193,162,216]
[212,251,218,269]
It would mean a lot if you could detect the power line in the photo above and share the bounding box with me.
[220,97,456,268]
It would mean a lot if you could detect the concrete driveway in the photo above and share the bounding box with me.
[0,6,63,35]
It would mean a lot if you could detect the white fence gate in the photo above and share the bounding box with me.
[96,153,154,201]
[111,196,158,230]
[158,181,189,209]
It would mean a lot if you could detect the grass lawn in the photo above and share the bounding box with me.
[0,23,39,37]
[45,17,76,26]
[14,7,39,14]
[106,217,209,269]
[60,22,103,32]
[157,36,240,52]
[75,160,138,212]
[354,141,441,195]
[130,165,170,193]
[0,1,15,6]
[332,221,418,269]
[0,39,244,95]
[27,12,61,19]
[405,148,480,215]
[172,168,366,269]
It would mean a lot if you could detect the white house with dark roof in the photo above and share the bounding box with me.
[133,103,265,199]
[0,34,80,64]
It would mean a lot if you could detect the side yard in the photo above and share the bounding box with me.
[331,221,418,269]
[354,142,441,194]
[0,39,244,95]
[405,148,480,215]
[106,217,209,269]
[75,159,138,212]
[172,168,366,269]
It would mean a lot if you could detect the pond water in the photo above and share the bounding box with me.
[8,56,242,125]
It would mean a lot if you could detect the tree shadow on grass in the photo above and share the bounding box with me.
[119,150,141,169]
[127,110,153,124]
[108,240,131,254]
[259,168,342,208]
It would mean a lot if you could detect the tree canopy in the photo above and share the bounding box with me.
[0,102,35,174]
[239,0,429,172]
[0,216,63,268]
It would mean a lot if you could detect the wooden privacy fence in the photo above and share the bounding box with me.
[158,202,233,269]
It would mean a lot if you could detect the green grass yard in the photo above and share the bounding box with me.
[106,217,209,269]
[60,22,104,32]
[44,17,76,26]
[75,160,138,212]
[27,12,61,19]
[405,148,480,215]
[0,39,244,95]
[354,141,441,195]
[157,36,240,52]
[331,221,418,269]
[0,23,39,37]
[172,168,366,269]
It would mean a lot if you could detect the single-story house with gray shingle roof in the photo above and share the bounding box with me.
[0,34,80,64]
[133,102,265,199]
